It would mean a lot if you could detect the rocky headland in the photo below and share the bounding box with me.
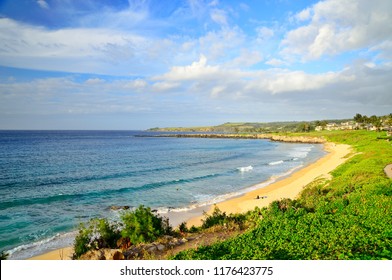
[154,133,326,144]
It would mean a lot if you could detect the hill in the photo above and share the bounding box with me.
[148,119,353,133]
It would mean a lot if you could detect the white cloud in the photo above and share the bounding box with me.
[262,70,347,94]
[210,9,228,27]
[265,58,288,67]
[152,81,180,92]
[37,0,49,9]
[85,78,105,85]
[256,26,274,40]
[155,54,220,81]
[226,49,263,68]
[210,85,226,98]
[123,79,148,90]
[0,18,168,75]
[281,0,392,61]
[295,8,311,21]
[1,59,392,128]
[198,27,246,60]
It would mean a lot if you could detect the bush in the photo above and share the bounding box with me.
[178,222,189,233]
[73,223,93,259]
[73,218,120,259]
[201,206,227,229]
[90,218,121,249]
[72,206,172,258]
[120,205,170,244]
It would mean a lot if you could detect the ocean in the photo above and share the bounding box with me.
[0,130,326,259]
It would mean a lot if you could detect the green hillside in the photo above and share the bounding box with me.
[149,119,352,133]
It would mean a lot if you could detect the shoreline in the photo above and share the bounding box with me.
[186,142,352,226]
[27,141,352,260]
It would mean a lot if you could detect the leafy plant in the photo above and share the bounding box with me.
[201,206,227,229]
[120,205,169,245]
[73,218,120,259]
[73,222,93,259]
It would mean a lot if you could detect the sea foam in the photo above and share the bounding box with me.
[237,165,253,172]
[268,160,284,166]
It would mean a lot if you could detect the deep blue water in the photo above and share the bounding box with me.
[0,130,325,259]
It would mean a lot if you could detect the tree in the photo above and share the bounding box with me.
[297,122,311,132]
[369,115,382,131]
[354,113,363,123]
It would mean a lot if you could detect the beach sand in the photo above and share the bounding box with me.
[28,247,74,260]
[186,142,352,227]
[28,142,352,260]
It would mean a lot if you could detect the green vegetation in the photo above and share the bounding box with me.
[172,131,392,259]
[149,113,392,133]
[200,206,262,231]
[73,218,121,259]
[120,205,172,244]
[73,205,172,259]
[148,121,326,133]
[72,205,260,259]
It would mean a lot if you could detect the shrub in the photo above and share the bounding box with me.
[73,223,93,259]
[201,206,227,229]
[73,218,120,259]
[178,222,189,233]
[90,218,121,249]
[120,205,169,244]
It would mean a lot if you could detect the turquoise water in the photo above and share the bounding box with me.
[0,130,325,259]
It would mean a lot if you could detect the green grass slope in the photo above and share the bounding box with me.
[172,131,392,259]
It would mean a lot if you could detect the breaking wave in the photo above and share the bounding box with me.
[237,165,253,172]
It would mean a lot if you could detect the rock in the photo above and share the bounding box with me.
[146,245,157,253]
[117,237,131,250]
[79,250,105,260]
[112,251,125,260]
[123,247,143,259]
[103,249,124,260]
[156,244,165,251]
[162,235,174,241]
[80,249,124,260]
[158,133,326,144]
[109,205,130,211]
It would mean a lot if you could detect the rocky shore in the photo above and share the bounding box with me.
[156,133,326,144]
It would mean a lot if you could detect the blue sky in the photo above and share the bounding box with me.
[0,0,391,129]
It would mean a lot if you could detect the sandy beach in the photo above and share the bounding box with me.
[28,142,352,260]
[186,142,352,226]
[28,247,74,260]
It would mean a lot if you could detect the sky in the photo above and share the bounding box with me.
[0,0,391,130]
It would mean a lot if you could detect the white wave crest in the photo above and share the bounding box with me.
[237,165,253,172]
[290,145,313,158]
[7,231,76,260]
[268,160,284,166]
